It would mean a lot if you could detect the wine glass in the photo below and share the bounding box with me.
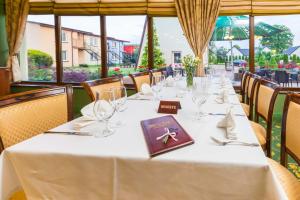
[192,83,208,119]
[173,69,182,81]
[151,75,164,100]
[111,86,127,127]
[93,90,116,137]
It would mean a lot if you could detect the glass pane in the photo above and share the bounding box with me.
[209,15,250,82]
[151,17,194,68]
[21,15,56,82]
[255,15,300,85]
[61,16,101,83]
[106,15,146,76]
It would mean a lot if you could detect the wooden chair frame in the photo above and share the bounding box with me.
[0,85,73,153]
[82,76,123,101]
[241,71,250,103]
[280,92,300,167]
[246,74,260,120]
[129,71,150,92]
[254,79,280,157]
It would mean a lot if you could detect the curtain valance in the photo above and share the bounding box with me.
[29,0,300,15]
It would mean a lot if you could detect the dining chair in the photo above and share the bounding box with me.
[129,71,151,93]
[250,79,280,157]
[82,76,123,101]
[150,69,163,83]
[289,72,299,87]
[267,93,300,200]
[238,71,250,103]
[275,70,290,87]
[0,86,73,152]
[240,73,260,120]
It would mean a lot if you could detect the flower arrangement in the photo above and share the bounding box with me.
[182,55,201,87]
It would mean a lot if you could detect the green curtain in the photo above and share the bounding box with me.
[0,0,8,67]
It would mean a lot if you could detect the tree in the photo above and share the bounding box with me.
[258,55,266,67]
[291,54,297,63]
[260,25,294,54]
[269,57,277,68]
[141,26,165,68]
[283,54,289,64]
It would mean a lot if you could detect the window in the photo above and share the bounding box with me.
[61,16,100,83]
[173,51,182,63]
[20,15,56,82]
[255,15,300,77]
[62,31,67,42]
[152,17,193,69]
[62,51,67,61]
[106,15,146,76]
[209,16,250,82]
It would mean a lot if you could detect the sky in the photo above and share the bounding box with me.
[28,14,300,49]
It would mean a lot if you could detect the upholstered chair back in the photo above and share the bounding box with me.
[255,79,279,122]
[281,93,300,167]
[82,76,123,101]
[129,72,151,92]
[0,86,73,151]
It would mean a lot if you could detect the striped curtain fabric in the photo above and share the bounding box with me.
[29,0,300,15]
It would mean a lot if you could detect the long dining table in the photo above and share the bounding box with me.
[0,77,287,200]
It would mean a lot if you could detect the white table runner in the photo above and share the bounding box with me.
[0,78,287,200]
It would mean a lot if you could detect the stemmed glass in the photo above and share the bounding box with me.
[93,90,116,137]
[151,75,165,100]
[173,69,182,81]
[192,82,208,119]
[111,86,127,127]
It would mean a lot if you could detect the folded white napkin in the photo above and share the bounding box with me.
[215,90,229,104]
[73,103,96,130]
[217,108,237,140]
[141,83,153,96]
[73,100,112,131]
[165,76,175,87]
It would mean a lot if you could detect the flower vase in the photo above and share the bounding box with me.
[186,71,194,88]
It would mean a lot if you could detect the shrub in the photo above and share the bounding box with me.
[28,49,53,67]
[269,57,277,68]
[79,64,89,68]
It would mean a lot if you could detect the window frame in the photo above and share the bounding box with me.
[20,14,256,86]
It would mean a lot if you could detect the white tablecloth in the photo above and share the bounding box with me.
[0,78,287,200]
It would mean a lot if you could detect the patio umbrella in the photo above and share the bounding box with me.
[210,16,283,69]
[211,16,283,41]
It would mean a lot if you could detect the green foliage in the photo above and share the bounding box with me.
[297,56,300,63]
[28,49,53,67]
[79,64,89,68]
[283,54,289,64]
[291,54,297,63]
[141,26,165,68]
[260,25,294,53]
[269,57,277,68]
[258,55,266,67]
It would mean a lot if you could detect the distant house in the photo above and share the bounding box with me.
[226,46,271,58]
[23,21,128,68]
[283,46,300,57]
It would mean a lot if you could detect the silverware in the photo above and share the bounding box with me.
[208,113,245,117]
[210,136,259,147]
[44,131,92,136]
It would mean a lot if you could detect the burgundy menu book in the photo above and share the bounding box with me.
[141,115,194,157]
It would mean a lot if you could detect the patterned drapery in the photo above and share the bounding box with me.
[5,0,29,81]
[175,0,221,76]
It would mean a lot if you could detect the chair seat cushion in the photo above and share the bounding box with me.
[267,158,300,200]
[250,121,267,148]
[9,190,27,200]
[241,103,250,117]
[237,94,243,102]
